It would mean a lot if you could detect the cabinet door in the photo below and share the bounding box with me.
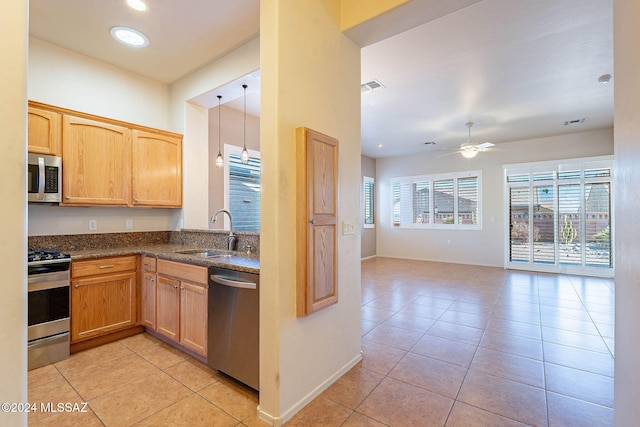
[28,106,60,155]
[296,127,338,317]
[141,272,157,330]
[131,130,182,207]
[62,115,131,206]
[156,275,180,341]
[179,281,208,356]
[71,272,137,343]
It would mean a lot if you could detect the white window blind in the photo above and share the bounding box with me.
[363,176,375,227]
[391,171,481,229]
[226,150,261,232]
[504,157,613,277]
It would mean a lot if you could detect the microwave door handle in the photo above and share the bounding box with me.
[37,157,45,200]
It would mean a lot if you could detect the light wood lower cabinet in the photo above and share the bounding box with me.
[71,256,138,343]
[150,259,209,357]
[140,255,157,330]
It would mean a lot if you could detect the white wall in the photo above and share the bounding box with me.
[26,37,261,235]
[376,128,613,266]
[170,38,260,230]
[27,38,181,235]
[259,0,362,423]
[613,0,640,423]
[29,38,170,129]
[208,105,260,228]
[0,1,28,425]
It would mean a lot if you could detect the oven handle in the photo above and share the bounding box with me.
[28,272,70,292]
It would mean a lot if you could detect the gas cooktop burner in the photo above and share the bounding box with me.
[28,249,71,263]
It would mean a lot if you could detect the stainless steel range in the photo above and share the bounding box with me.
[28,249,71,370]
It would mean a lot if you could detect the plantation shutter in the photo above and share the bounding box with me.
[228,153,261,231]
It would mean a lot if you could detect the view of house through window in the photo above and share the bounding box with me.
[505,157,613,276]
[392,170,481,229]
[363,176,375,227]
[224,145,261,232]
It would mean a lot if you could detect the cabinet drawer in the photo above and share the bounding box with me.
[157,259,207,284]
[72,255,138,278]
[142,256,157,272]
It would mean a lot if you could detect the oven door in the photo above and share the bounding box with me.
[28,270,70,341]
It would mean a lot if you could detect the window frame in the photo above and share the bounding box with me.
[363,176,375,228]
[223,144,261,232]
[391,170,482,230]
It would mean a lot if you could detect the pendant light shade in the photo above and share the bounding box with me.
[215,95,224,168]
[241,84,250,164]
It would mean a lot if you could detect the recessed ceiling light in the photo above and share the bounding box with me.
[110,26,149,48]
[126,0,147,11]
[377,144,383,148]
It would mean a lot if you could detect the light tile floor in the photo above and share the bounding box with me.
[28,258,614,426]
[288,258,614,426]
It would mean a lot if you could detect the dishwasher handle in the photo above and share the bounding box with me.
[210,274,257,290]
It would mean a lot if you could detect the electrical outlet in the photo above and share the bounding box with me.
[125,219,133,230]
[89,220,97,231]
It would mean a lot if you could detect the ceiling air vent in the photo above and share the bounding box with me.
[361,79,385,93]
[563,118,587,126]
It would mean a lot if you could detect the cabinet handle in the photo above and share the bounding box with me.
[180,287,185,290]
[65,196,71,200]
[74,285,79,288]
[99,265,114,269]
[150,278,155,282]
[310,219,315,225]
[134,198,139,202]
[173,285,178,289]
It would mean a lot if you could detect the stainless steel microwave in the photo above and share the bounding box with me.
[28,153,62,203]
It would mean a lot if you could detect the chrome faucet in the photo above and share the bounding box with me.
[211,209,238,251]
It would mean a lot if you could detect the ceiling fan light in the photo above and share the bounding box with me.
[461,147,478,159]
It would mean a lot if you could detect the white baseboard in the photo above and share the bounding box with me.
[256,351,363,426]
[361,255,377,261]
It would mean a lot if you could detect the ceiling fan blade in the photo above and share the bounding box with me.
[477,142,495,149]
[436,150,462,158]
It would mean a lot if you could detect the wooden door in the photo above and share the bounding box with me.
[71,272,137,342]
[28,105,60,155]
[131,129,182,207]
[179,281,208,356]
[62,115,131,206]
[156,275,180,341]
[141,272,157,330]
[296,127,338,316]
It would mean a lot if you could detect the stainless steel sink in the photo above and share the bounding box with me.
[175,249,233,258]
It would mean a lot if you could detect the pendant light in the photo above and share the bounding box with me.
[215,95,224,168]
[240,84,250,164]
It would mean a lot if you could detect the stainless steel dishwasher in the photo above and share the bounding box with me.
[208,266,259,390]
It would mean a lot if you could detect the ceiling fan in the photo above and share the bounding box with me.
[439,122,495,158]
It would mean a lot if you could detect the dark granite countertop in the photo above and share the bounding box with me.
[69,243,260,274]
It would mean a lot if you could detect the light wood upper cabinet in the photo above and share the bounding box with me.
[29,101,183,208]
[28,105,61,155]
[296,127,338,317]
[70,256,138,343]
[132,130,182,207]
[62,115,131,206]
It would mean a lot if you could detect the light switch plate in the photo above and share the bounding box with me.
[125,219,133,230]
[88,220,97,231]
[342,220,355,235]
